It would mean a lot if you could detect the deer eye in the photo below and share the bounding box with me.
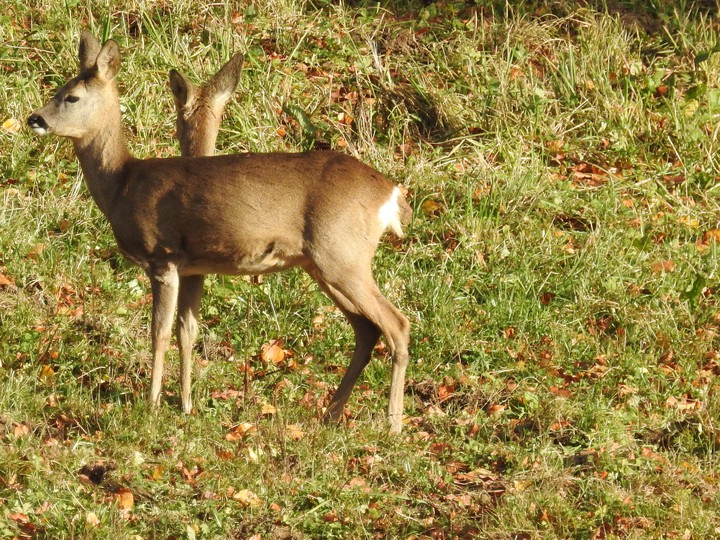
[64,95,80,104]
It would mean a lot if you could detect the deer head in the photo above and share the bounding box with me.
[28,31,122,140]
[169,53,244,157]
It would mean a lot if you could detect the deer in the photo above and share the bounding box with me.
[168,52,244,158]
[28,31,412,433]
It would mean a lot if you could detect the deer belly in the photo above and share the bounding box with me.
[179,241,304,276]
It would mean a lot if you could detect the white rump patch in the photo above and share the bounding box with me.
[377,186,404,237]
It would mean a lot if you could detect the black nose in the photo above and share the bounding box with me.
[27,114,48,129]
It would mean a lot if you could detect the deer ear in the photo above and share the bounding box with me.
[169,69,197,110]
[79,30,102,72]
[95,39,121,81]
[206,53,243,109]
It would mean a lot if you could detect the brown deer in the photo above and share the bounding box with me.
[168,52,244,158]
[28,31,412,432]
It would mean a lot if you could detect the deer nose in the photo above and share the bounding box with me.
[27,114,48,130]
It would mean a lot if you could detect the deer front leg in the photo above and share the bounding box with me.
[177,275,204,414]
[149,264,180,408]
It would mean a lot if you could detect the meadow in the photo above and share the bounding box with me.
[1,1,720,538]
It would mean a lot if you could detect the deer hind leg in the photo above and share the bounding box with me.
[310,263,410,433]
[177,275,204,414]
[149,264,180,408]
[313,278,381,423]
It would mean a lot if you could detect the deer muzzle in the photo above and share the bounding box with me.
[27,114,49,135]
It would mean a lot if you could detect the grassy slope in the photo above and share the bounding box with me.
[1,1,720,538]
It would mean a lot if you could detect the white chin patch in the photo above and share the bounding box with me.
[30,126,49,136]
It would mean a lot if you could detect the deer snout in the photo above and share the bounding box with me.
[27,114,49,135]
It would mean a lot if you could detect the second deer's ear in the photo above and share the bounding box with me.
[206,53,244,109]
[79,30,102,72]
[95,39,121,81]
[169,69,197,110]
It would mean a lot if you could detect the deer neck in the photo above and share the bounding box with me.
[73,90,133,217]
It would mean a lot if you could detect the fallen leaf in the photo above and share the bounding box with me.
[662,174,685,186]
[8,512,30,523]
[27,243,46,260]
[509,66,524,80]
[2,117,21,134]
[487,404,506,415]
[260,340,286,365]
[421,198,444,218]
[0,273,14,286]
[39,364,56,384]
[150,464,164,480]
[244,446,261,463]
[86,511,100,527]
[226,422,256,441]
[346,476,368,490]
[13,423,30,437]
[233,489,263,507]
[286,423,304,441]
[114,488,134,512]
[132,451,145,466]
[651,260,675,273]
[545,139,564,153]
[323,511,340,523]
[261,403,277,416]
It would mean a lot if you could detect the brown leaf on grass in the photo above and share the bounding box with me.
[549,385,572,398]
[211,388,243,401]
[437,378,455,402]
[698,229,720,250]
[586,314,617,335]
[27,243,46,260]
[487,404,506,415]
[0,272,14,286]
[444,461,470,474]
[571,162,608,186]
[614,516,653,533]
[429,442,453,457]
[114,488,134,513]
[2,117,22,134]
[421,198,444,218]
[180,463,204,485]
[233,489,263,507]
[8,512,30,524]
[651,259,675,273]
[661,174,685,187]
[260,339,286,366]
[225,422,256,441]
[39,364,56,384]
[261,403,277,416]
[13,423,30,437]
[509,66,525,80]
[323,511,340,523]
[285,423,304,441]
[441,229,459,253]
[665,395,702,412]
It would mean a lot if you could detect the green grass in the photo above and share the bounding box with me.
[2,0,720,538]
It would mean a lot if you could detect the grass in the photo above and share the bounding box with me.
[2,0,720,538]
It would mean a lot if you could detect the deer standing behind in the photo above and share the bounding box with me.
[27,31,411,433]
